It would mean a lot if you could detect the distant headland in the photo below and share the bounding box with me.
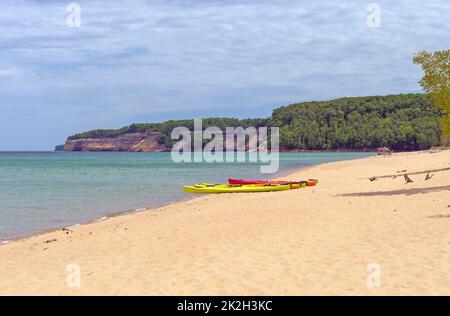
[59,93,441,152]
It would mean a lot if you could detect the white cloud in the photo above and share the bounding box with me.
[0,0,449,115]
[0,67,24,77]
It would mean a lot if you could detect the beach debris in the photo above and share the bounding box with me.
[369,177,377,182]
[43,247,48,251]
[404,175,414,184]
[44,238,57,244]
[427,214,450,218]
[1,240,9,245]
[425,173,434,180]
[62,227,73,235]
[361,167,450,181]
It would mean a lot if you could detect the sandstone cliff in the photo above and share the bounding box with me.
[63,132,169,152]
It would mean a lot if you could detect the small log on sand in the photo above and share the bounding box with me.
[360,167,450,181]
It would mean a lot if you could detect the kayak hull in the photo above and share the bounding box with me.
[183,183,290,194]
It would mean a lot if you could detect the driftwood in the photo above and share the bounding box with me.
[404,174,414,183]
[360,167,450,181]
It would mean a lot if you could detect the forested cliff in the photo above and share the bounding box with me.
[64,93,441,152]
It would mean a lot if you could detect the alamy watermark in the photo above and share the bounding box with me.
[66,3,81,28]
[366,263,382,288]
[66,263,81,288]
[366,3,381,28]
[171,119,280,173]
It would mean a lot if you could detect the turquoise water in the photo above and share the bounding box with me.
[0,151,374,240]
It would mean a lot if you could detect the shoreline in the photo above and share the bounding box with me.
[0,162,314,245]
[0,149,432,245]
[2,149,406,153]
[4,149,367,243]
[1,149,376,244]
[0,195,196,246]
[1,149,449,295]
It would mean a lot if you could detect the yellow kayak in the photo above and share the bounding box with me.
[183,183,291,194]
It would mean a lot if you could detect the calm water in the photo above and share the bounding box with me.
[0,151,374,240]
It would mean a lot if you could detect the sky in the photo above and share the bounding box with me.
[0,0,449,150]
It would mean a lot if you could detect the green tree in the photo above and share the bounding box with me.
[413,49,450,144]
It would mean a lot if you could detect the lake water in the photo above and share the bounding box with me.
[0,151,374,240]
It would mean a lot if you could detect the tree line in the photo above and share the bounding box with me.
[67,93,442,151]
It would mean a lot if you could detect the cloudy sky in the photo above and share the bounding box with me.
[0,0,449,150]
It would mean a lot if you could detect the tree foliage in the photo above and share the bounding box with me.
[271,94,440,150]
[67,94,441,151]
[413,49,450,141]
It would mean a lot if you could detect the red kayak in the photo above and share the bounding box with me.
[228,178,317,186]
[228,178,290,185]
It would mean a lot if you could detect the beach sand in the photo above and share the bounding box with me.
[0,150,449,295]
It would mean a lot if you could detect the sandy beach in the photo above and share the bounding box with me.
[0,149,449,295]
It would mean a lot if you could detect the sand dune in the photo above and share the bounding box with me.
[0,149,449,295]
